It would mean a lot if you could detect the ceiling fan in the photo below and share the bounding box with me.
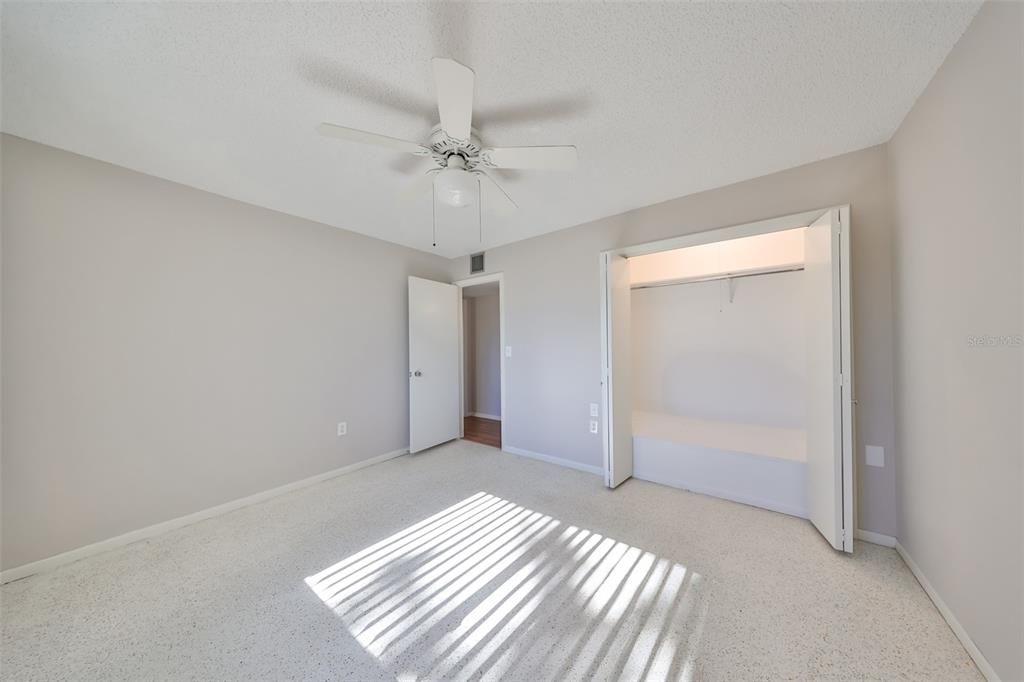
[317,57,578,221]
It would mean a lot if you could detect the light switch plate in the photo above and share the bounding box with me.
[337,422,347,437]
[589,420,599,434]
[505,345,512,358]
[865,445,884,467]
[589,403,599,417]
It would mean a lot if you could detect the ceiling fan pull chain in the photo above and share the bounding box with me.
[432,176,438,248]
[478,176,483,243]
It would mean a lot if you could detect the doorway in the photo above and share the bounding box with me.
[456,274,506,449]
[407,273,506,454]
[600,207,855,552]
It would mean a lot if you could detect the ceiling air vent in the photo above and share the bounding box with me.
[470,252,485,274]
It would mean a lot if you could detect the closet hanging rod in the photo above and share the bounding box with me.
[630,264,804,290]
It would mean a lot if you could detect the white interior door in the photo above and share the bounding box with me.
[409,276,461,453]
[602,253,633,488]
[804,208,854,552]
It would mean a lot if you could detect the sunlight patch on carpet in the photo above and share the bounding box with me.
[306,492,707,681]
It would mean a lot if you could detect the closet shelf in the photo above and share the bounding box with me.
[630,263,804,290]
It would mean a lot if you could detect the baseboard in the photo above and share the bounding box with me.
[895,542,999,681]
[469,412,501,421]
[854,528,897,547]
[502,445,604,476]
[0,448,409,585]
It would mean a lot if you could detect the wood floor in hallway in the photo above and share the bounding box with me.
[463,415,501,448]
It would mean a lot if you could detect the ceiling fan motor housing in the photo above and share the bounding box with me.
[429,124,483,170]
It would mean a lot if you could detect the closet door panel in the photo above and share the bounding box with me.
[603,253,633,487]
[804,208,853,552]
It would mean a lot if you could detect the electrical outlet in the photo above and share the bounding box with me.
[589,420,599,434]
[865,445,884,467]
[505,345,512,358]
[337,421,347,437]
[589,403,599,417]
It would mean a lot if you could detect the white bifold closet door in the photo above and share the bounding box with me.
[408,277,461,454]
[602,253,633,488]
[804,208,855,552]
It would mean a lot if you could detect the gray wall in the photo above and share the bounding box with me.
[462,298,476,417]
[472,293,501,418]
[451,144,898,536]
[0,135,450,570]
[631,271,806,428]
[888,3,1023,679]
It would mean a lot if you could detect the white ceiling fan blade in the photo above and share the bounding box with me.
[318,122,430,156]
[400,169,439,203]
[480,145,577,170]
[432,58,474,142]
[474,171,518,217]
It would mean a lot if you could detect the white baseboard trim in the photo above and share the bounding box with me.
[469,412,501,421]
[502,445,603,476]
[854,528,897,547]
[0,448,409,585]
[895,542,999,681]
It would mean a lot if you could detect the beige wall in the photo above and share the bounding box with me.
[451,144,898,536]
[462,298,476,417]
[0,135,450,570]
[888,2,1023,679]
[472,293,501,418]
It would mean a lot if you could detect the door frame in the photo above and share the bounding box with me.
[599,206,855,550]
[454,272,507,449]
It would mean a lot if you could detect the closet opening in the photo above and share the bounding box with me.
[457,274,505,449]
[600,207,854,552]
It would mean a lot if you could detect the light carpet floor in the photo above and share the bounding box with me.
[1,440,980,681]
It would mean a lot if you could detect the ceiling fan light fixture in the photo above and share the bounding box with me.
[435,160,476,209]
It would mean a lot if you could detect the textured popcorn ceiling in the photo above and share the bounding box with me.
[1,2,978,258]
